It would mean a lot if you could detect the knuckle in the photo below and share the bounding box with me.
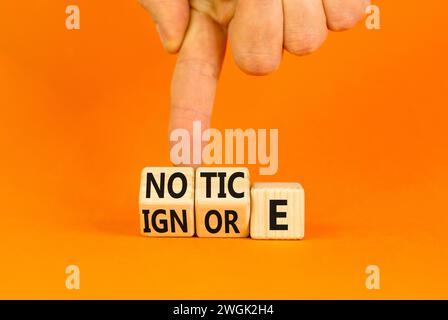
[236,52,281,76]
[176,58,220,80]
[285,29,328,56]
[170,105,211,123]
[327,8,364,31]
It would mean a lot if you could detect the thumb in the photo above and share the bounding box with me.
[169,10,227,166]
[139,0,190,53]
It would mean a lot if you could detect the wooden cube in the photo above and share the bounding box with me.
[195,167,250,237]
[139,167,195,237]
[250,183,305,240]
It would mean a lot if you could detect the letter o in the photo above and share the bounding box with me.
[205,210,222,234]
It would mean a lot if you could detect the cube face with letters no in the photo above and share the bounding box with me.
[139,167,195,237]
[195,167,250,238]
[250,183,305,240]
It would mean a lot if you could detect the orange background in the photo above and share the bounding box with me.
[1,0,447,299]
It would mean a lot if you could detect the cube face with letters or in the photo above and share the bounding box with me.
[139,167,195,237]
[195,167,251,238]
[250,183,305,240]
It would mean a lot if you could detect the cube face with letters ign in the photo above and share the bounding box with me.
[139,167,304,239]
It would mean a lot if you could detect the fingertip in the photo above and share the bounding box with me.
[234,52,281,76]
[324,0,368,32]
[156,24,183,53]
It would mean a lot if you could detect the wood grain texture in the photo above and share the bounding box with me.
[139,167,195,237]
[195,167,250,237]
[250,183,305,240]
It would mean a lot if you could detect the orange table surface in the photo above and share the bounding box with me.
[0,1,447,299]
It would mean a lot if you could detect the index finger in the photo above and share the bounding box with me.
[169,10,227,166]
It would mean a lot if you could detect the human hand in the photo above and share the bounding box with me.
[140,0,369,153]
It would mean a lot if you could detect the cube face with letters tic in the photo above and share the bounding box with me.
[139,167,195,237]
[195,167,251,238]
[250,183,305,240]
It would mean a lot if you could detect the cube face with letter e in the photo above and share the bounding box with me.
[139,167,195,237]
[195,167,251,238]
[250,183,305,240]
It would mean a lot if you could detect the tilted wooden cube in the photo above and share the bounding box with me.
[139,167,195,237]
[250,183,305,240]
[195,167,250,237]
